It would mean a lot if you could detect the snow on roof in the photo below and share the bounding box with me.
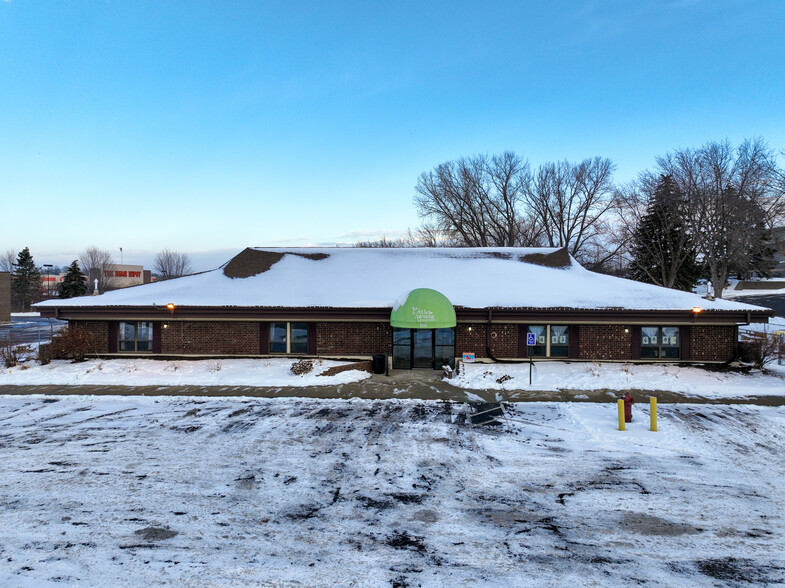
[35,247,769,312]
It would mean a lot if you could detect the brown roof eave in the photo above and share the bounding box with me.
[38,305,775,324]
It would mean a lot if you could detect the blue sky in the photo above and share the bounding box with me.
[1,1,784,271]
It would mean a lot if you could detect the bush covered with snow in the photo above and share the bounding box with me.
[290,358,314,376]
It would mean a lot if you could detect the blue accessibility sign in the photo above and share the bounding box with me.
[527,332,536,346]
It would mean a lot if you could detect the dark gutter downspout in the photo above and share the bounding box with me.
[485,308,526,364]
[486,309,497,362]
[732,311,753,364]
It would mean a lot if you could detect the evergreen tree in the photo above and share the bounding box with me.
[11,247,42,311]
[58,260,88,298]
[630,175,702,291]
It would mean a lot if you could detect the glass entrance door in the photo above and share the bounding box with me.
[412,329,434,369]
[392,327,455,370]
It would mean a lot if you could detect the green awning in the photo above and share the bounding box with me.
[390,288,456,329]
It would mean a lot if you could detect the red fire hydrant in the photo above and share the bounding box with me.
[623,392,634,422]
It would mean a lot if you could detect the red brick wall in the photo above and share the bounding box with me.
[0,272,10,322]
[161,321,259,354]
[455,323,519,358]
[71,321,110,353]
[318,360,373,376]
[691,325,736,362]
[316,322,392,355]
[578,325,632,360]
[69,319,739,363]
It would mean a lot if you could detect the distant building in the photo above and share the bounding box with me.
[40,273,66,298]
[87,265,152,294]
[0,272,10,322]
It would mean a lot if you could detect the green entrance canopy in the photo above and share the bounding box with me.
[390,288,456,329]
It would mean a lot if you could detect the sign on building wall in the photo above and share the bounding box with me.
[390,288,457,329]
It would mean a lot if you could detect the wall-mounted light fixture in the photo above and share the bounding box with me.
[624,327,630,334]
[166,303,176,310]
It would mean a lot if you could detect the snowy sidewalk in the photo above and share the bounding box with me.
[1,357,785,404]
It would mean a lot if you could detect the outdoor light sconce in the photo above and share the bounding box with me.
[624,327,630,334]
[692,306,702,322]
[166,303,176,310]
[467,326,473,332]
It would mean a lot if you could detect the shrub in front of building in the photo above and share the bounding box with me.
[1,337,19,368]
[738,332,785,368]
[48,327,99,363]
[290,359,314,375]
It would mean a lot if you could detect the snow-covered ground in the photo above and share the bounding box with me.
[0,395,782,586]
[452,362,785,399]
[3,358,784,400]
[1,358,371,387]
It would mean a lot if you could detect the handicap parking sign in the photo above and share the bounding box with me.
[527,332,536,346]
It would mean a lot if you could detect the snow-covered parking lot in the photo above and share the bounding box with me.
[1,395,783,586]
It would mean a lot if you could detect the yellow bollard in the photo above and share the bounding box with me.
[618,399,625,431]
[650,397,657,432]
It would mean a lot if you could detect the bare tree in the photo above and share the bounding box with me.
[407,223,457,247]
[353,235,411,248]
[524,157,617,264]
[352,225,459,248]
[153,249,193,279]
[0,249,16,273]
[79,246,117,293]
[414,152,540,247]
[656,138,784,298]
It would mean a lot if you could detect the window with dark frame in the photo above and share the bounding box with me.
[641,326,680,359]
[118,321,153,352]
[527,325,569,358]
[269,322,310,354]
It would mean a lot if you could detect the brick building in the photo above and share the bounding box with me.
[34,247,774,367]
[0,272,10,323]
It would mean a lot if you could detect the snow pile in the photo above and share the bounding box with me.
[0,358,370,387]
[452,361,785,398]
[0,396,782,586]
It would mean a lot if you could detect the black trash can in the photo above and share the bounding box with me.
[372,353,386,375]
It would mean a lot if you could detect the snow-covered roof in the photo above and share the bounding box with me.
[35,247,770,313]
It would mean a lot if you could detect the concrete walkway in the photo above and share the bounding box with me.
[2,369,784,405]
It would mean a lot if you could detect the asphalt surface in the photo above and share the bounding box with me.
[738,293,785,317]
